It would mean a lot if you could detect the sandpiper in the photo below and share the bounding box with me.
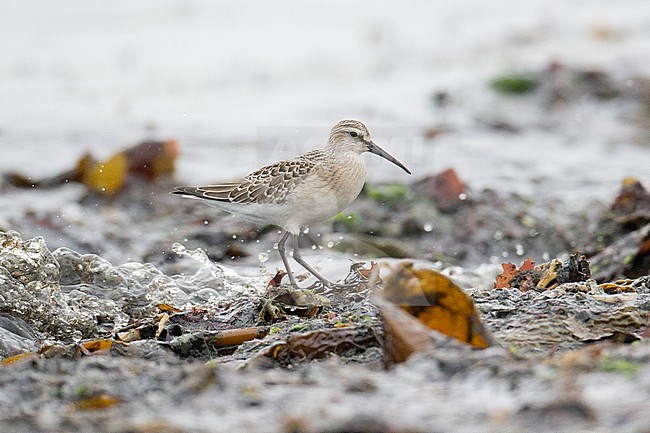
[172,120,411,289]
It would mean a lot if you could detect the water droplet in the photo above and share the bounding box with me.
[494,230,504,240]
[327,241,334,248]
[303,227,310,234]
[423,222,433,232]
[459,193,467,200]
[204,220,209,225]
[232,234,237,239]
[515,244,524,256]
[258,253,269,263]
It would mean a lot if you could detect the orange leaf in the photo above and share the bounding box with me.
[210,327,269,347]
[519,257,535,271]
[382,263,494,349]
[156,303,184,313]
[1,352,37,365]
[494,258,536,289]
[495,263,517,289]
[80,339,114,353]
[72,394,121,411]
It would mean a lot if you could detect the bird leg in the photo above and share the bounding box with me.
[291,233,335,289]
[277,230,300,289]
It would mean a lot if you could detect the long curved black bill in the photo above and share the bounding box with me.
[367,141,411,174]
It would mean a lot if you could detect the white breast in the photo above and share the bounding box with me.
[279,153,367,232]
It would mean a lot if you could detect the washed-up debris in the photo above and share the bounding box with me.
[259,287,326,322]
[255,326,380,367]
[1,229,649,432]
[479,269,649,354]
[167,329,268,358]
[494,257,536,290]
[4,139,179,194]
[494,253,591,290]
[355,260,381,285]
[599,279,639,294]
[1,339,126,364]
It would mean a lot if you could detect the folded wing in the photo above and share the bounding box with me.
[172,152,320,205]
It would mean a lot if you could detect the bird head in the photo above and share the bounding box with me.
[328,120,411,174]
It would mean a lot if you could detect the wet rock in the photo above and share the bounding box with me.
[590,178,650,281]
[0,315,37,357]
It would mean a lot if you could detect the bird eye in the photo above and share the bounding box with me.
[349,131,358,138]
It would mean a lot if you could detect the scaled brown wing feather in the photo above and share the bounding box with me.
[230,154,318,204]
[173,152,320,205]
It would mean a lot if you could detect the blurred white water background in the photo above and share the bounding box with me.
[0,0,649,204]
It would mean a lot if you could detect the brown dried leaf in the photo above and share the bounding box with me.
[261,327,379,366]
[358,261,381,285]
[376,296,436,364]
[267,269,287,288]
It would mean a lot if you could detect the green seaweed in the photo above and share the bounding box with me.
[601,356,640,376]
[490,74,538,95]
[333,212,360,229]
[365,183,409,206]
